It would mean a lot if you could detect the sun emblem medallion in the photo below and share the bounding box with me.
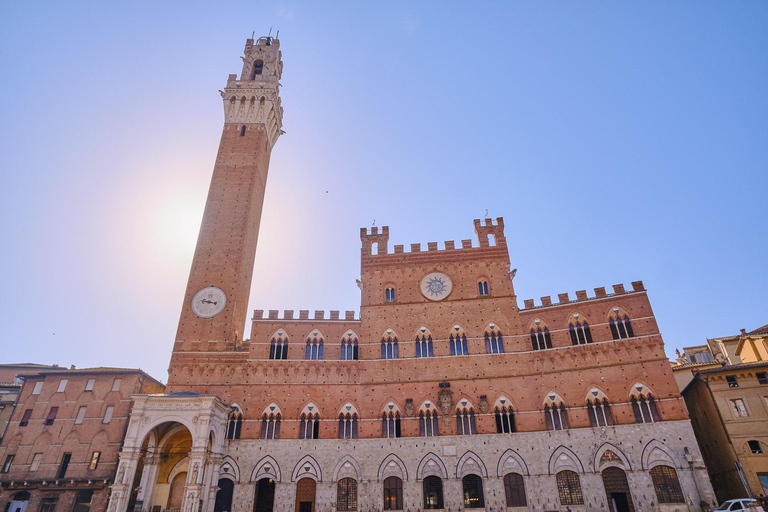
[420,272,453,301]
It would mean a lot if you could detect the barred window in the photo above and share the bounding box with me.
[416,335,434,358]
[485,331,504,354]
[305,336,324,360]
[456,409,476,435]
[260,413,280,439]
[337,478,358,512]
[419,410,439,437]
[503,473,527,507]
[269,336,288,359]
[530,328,552,350]
[381,337,399,359]
[423,476,444,509]
[338,413,358,439]
[556,470,584,505]
[382,412,401,438]
[226,410,243,440]
[544,403,569,431]
[631,395,661,423]
[610,314,634,340]
[341,334,359,360]
[300,413,320,439]
[450,334,469,356]
[569,320,593,345]
[587,398,613,427]
[383,476,403,511]
[649,465,684,503]
[495,406,516,433]
[462,475,485,508]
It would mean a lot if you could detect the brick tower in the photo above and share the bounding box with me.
[173,37,283,348]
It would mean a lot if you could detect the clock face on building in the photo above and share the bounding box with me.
[191,286,227,318]
[420,272,453,301]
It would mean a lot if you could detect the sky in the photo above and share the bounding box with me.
[1,2,767,382]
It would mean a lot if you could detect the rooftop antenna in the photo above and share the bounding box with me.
[372,219,376,227]
[276,30,279,40]
[484,209,489,219]
[251,31,255,39]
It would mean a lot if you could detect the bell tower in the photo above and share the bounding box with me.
[174,37,283,346]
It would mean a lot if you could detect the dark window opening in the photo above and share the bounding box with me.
[632,395,661,423]
[419,410,439,436]
[462,475,485,508]
[260,413,281,439]
[300,413,320,439]
[382,412,401,438]
[503,473,527,507]
[610,315,634,340]
[587,399,613,427]
[485,332,504,354]
[649,465,684,503]
[250,60,264,79]
[269,337,288,360]
[749,440,763,454]
[416,335,433,358]
[381,337,399,359]
[450,334,468,356]
[757,372,768,385]
[383,477,403,511]
[226,412,243,439]
[530,328,552,350]
[57,453,72,479]
[545,403,569,431]
[727,375,739,388]
[240,125,246,136]
[495,407,516,433]
[338,413,358,439]
[456,410,476,435]
[478,281,489,296]
[45,407,59,426]
[423,476,444,510]
[1,455,13,473]
[19,409,32,427]
[385,288,396,303]
[569,321,593,345]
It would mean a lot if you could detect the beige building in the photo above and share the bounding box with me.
[675,325,768,501]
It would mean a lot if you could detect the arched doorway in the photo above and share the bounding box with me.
[168,472,188,510]
[214,478,234,512]
[295,478,316,512]
[8,491,30,512]
[254,478,276,512]
[601,467,635,512]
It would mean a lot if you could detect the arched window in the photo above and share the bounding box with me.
[383,476,403,511]
[478,281,489,296]
[556,470,584,505]
[341,332,359,360]
[544,402,569,431]
[226,408,243,440]
[423,476,444,509]
[382,411,401,438]
[503,473,527,507]
[381,335,399,359]
[649,465,684,503]
[337,478,357,512]
[530,319,553,350]
[299,405,320,439]
[456,404,476,435]
[385,287,396,303]
[462,475,485,508]
[305,334,324,360]
[418,410,439,437]
[495,405,516,433]
[260,413,280,439]
[338,413,358,439]
[631,395,660,423]
[569,315,593,345]
[416,330,434,358]
[250,59,264,79]
[240,125,246,137]
[485,325,504,354]
[269,332,288,360]
[609,309,634,340]
[587,398,613,427]
[450,327,469,356]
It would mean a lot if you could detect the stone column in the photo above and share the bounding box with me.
[201,454,223,512]
[136,453,161,512]
[182,450,207,512]
[108,449,143,512]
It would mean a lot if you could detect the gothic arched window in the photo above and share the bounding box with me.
[456,407,476,435]
[269,333,288,360]
[649,466,684,503]
[260,413,280,439]
[478,281,489,296]
[503,473,527,507]
[450,330,469,356]
[423,476,444,510]
[544,402,569,431]
[299,410,320,440]
[416,333,434,358]
[462,475,485,508]
[419,410,439,437]
[485,325,504,354]
[556,470,584,505]
[630,384,662,423]
[337,478,358,512]
[383,477,403,511]
[587,398,613,427]
[381,336,399,359]
[382,412,401,438]
[610,312,635,340]
[338,412,358,439]
[305,334,324,360]
[495,405,516,433]
[226,408,243,440]
[530,326,552,350]
[341,333,359,361]
[569,315,593,345]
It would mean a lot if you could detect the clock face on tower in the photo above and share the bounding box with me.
[420,272,453,301]
[191,286,227,318]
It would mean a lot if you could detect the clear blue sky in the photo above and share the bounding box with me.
[1,2,766,382]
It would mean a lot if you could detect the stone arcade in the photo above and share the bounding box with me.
[107,37,715,512]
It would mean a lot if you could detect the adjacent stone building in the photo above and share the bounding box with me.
[674,325,768,501]
[0,368,164,512]
[102,36,717,512]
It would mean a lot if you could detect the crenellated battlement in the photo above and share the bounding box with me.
[361,218,507,258]
[252,309,358,322]
[521,281,646,310]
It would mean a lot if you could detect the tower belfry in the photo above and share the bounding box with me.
[173,37,283,350]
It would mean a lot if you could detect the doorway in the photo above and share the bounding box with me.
[295,478,316,512]
[254,478,276,512]
[214,479,234,512]
[601,467,635,512]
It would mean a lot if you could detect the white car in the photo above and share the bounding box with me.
[714,499,765,512]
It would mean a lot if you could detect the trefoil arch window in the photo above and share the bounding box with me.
[305,334,324,360]
[587,397,614,427]
[419,409,439,437]
[260,413,280,439]
[485,325,504,354]
[269,333,288,360]
[300,411,320,439]
[544,398,569,431]
[609,311,634,340]
[226,408,243,440]
[338,412,358,439]
[495,405,516,433]
[416,332,434,358]
[530,319,553,350]
[382,411,401,438]
[423,476,444,510]
[381,335,399,359]
[341,332,359,360]
[456,404,476,435]
[631,395,660,423]
[569,315,593,345]
[450,327,469,356]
